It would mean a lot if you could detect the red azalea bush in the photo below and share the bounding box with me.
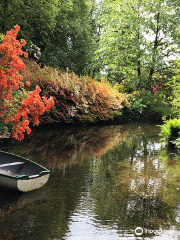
[0,25,54,140]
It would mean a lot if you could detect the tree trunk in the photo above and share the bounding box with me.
[137,58,141,78]
[136,2,141,89]
[137,54,141,89]
[137,30,141,79]
[148,12,160,83]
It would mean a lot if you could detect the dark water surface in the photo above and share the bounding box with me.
[0,124,180,240]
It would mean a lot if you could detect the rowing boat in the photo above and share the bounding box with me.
[0,151,50,192]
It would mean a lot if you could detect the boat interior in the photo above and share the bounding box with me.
[0,152,46,177]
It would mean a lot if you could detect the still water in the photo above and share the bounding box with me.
[0,124,180,240]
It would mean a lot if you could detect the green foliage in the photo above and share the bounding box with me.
[173,138,180,149]
[0,121,9,137]
[94,0,180,88]
[0,0,97,75]
[127,94,146,115]
[121,90,172,121]
[43,0,97,75]
[0,0,178,124]
[0,0,57,48]
[159,118,180,147]
[168,59,180,116]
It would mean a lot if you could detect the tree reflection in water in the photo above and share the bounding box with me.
[90,125,180,236]
[0,124,180,239]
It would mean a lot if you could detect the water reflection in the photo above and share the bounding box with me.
[0,125,126,171]
[0,124,180,239]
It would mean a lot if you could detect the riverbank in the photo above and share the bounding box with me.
[0,117,163,140]
[1,57,173,141]
[0,54,128,140]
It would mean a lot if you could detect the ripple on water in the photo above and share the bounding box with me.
[0,124,180,240]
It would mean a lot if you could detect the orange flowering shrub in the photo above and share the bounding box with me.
[22,60,128,124]
[0,25,54,140]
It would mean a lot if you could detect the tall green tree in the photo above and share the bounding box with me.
[95,0,180,88]
[43,0,97,75]
[0,0,97,75]
[0,0,58,49]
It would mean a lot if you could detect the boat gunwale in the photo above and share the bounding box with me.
[0,151,50,180]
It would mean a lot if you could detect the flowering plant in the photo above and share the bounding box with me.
[0,25,54,140]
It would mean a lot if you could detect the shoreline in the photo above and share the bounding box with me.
[0,119,162,140]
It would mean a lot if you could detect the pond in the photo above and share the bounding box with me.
[0,123,180,240]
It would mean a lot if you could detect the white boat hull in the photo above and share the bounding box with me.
[0,173,50,192]
[17,174,50,192]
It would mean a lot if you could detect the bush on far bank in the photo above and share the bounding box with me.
[22,60,128,124]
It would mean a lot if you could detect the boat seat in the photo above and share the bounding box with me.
[0,162,25,168]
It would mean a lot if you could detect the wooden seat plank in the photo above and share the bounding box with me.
[0,162,25,168]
